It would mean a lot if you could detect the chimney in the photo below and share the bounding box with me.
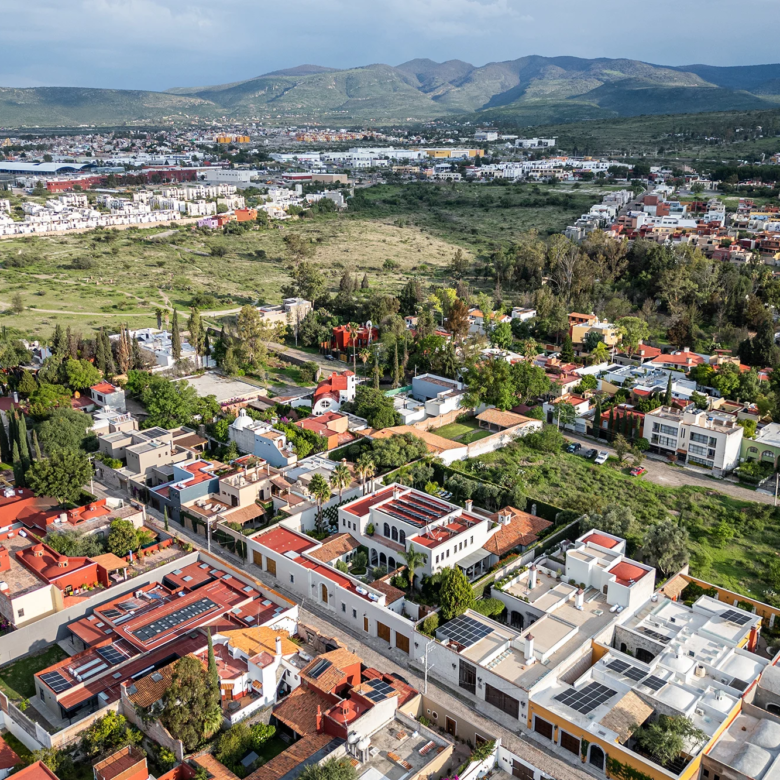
[275,635,282,658]
[529,564,538,590]
[33,544,44,558]
[316,705,323,732]
[393,486,401,500]
[465,499,473,512]
[524,634,536,665]
[575,588,584,610]
[749,624,759,652]
[0,546,9,573]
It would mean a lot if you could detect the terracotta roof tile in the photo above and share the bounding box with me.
[127,662,175,708]
[484,508,552,556]
[272,687,327,736]
[192,754,240,780]
[246,734,337,780]
[308,533,361,563]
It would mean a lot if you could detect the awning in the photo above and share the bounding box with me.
[457,548,492,570]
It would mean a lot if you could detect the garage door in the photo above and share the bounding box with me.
[511,761,534,780]
[395,633,410,654]
[534,717,553,740]
[253,551,263,567]
[560,731,580,755]
[377,622,391,643]
[266,557,276,576]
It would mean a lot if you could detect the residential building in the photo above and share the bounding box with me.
[89,382,126,413]
[649,349,706,372]
[741,422,780,470]
[410,374,466,417]
[256,297,312,328]
[643,406,743,475]
[294,411,356,451]
[331,324,377,353]
[311,370,356,415]
[229,410,298,468]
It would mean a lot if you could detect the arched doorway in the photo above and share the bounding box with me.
[370,549,378,566]
[589,745,605,771]
[380,552,387,567]
[388,556,396,571]
[620,643,627,653]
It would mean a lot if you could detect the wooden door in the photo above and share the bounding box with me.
[445,717,457,736]
[511,761,533,780]
[253,550,263,566]
[266,557,276,576]
[534,717,553,739]
[321,583,328,604]
[560,731,579,755]
[395,633,410,654]
[363,616,369,632]
[377,622,391,643]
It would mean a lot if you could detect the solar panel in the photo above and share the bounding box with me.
[364,679,394,702]
[554,682,616,714]
[642,675,666,692]
[640,627,670,644]
[624,666,647,683]
[437,615,492,649]
[132,597,217,642]
[308,659,332,679]
[41,671,72,693]
[607,660,630,673]
[721,609,752,626]
[96,646,126,666]
[102,609,121,620]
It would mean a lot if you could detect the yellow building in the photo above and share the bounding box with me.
[215,135,232,144]
[571,321,620,347]
[234,135,251,144]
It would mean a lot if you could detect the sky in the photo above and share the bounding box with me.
[2,0,780,91]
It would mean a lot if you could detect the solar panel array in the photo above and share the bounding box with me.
[554,682,616,714]
[102,609,121,620]
[642,675,666,692]
[132,597,217,642]
[96,646,127,666]
[640,627,671,644]
[41,671,72,693]
[607,659,647,683]
[364,679,394,702]
[437,615,492,649]
[721,609,752,626]
[308,659,332,679]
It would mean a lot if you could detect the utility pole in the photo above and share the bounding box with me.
[775,472,779,507]
[421,639,435,694]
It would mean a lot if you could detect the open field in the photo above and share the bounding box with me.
[0,182,600,338]
[454,440,780,600]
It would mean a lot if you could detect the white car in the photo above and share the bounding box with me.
[594,451,609,465]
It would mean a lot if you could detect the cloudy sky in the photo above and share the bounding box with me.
[2,0,778,91]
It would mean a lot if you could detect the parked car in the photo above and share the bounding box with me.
[594,451,609,465]
[580,448,597,459]
[325,355,335,361]
[566,442,581,453]
[630,466,647,477]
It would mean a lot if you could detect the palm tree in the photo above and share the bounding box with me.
[400,544,427,590]
[330,462,352,502]
[592,340,610,365]
[347,322,359,374]
[201,703,223,738]
[359,348,370,377]
[308,473,332,534]
[355,455,376,496]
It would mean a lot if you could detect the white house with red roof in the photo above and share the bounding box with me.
[649,348,705,372]
[312,370,356,415]
[90,382,126,413]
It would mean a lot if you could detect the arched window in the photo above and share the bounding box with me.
[388,556,396,571]
[588,746,605,771]
[399,530,406,544]
[370,549,378,566]
[762,450,775,462]
[391,527,398,542]
[383,522,390,537]
[379,552,387,566]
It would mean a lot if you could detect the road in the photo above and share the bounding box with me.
[138,506,598,780]
[562,432,774,504]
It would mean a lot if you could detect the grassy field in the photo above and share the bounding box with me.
[0,644,67,701]
[0,182,600,339]
[435,419,492,444]
[453,440,780,599]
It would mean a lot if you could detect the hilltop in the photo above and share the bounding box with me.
[2,55,780,127]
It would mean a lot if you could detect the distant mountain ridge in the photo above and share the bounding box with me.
[2,55,779,127]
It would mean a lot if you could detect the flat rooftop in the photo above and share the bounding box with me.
[708,713,780,780]
[175,373,265,403]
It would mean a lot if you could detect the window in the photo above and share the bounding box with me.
[485,683,519,718]
[702,771,709,779]
[470,536,474,545]
[392,527,398,542]
[17,609,23,618]
[459,660,477,695]
[435,555,440,563]
[352,609,357,619]
[384,523,390,537]
[39,688,45,701]
[290,574,294,583]
[688,444,709,457]
[446,549,450,558]
[399,530,406,544]
[342,603,346,613]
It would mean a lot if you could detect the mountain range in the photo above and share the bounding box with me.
[3,56,780,128]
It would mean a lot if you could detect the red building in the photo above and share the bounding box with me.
[235,208,258,222]
[15,541,110,593]
[331,324,378,352]
[46,176,104,192]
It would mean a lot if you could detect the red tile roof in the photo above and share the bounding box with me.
[610,561,650,587]
[484,508,552,556]
[0,734,21,770]
[12,763,59,780]
[313,371,353,400]
[582,532,620,549]
[91,382,119,394]
[16,543,96,585]
[256,527,317,556]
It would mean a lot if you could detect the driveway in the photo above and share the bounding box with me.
[562,432,774,504]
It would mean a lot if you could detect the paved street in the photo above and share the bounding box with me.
[562,432,774,504]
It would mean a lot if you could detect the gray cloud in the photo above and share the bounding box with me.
[0,0,776,91]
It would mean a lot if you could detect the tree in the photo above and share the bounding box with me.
[641,519,689,576]
[344,385,400,429]
[282,261,326,302]
[0,418,10,464]
[161,655,220,751]
[553,401,576,430]
[330,462,352,501]
[511,361,551,403]
[81,710,141,758]
[447,298,470,341]
[171,310,182,361]
[614,433,631,463]
[206,629,220,694]
[27,450,91,503]
[38,408,97,454]
[283,233,315,265]
[664,374,672,406]
[299,757,357,780]
[309,473,332,533]
[591,340,610,364]
[400,544,427,589]
[12,442,25,488]
[690,391,708,410]
[392,340,401,388]
[490,322,513,350]
[526,423,565,453]
[616,317,649,357]
[10,293,24,315]
[188,308,204,368]
[28,383,72,419]
[560,335,574,362]
[236,305,270,368]
[439,567,475,620]
[107,519,139,557]
[463,359,516,411]
[370,433,428,470]
[17,370,37,397]
[633,715,707,767]
[355,454,376,495]
[583,504,636,539]
[141,376,199,429]
[64,358,101,391]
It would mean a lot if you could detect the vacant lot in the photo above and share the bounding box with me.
[454,440,780,600]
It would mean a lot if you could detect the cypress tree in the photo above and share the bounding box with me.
[204,332,211,361]
[373,359,380,390]
[664,374,672,407]
[593,400,602,440]
[103,331,115,375]
[32,429,42,461]
[361,273,369,290]
[16,414,30,471]
[7,412,17,455]
[608,407,615,438]
[171,310,182,361]
[164,505,169,532]
[52,324,67,357]
[402,336,408,369]
[393,341,400,388]
[207,629,220,693]
[95,329,107,374]
[0,420,10,464]
[11,442,24,488]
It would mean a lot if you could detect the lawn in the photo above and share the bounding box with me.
[0,644,67,701]
[435,421,479,440]
[452,440,780,600]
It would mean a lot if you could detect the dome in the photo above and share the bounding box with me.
[752,720,780,750]
[732,743,772,778]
